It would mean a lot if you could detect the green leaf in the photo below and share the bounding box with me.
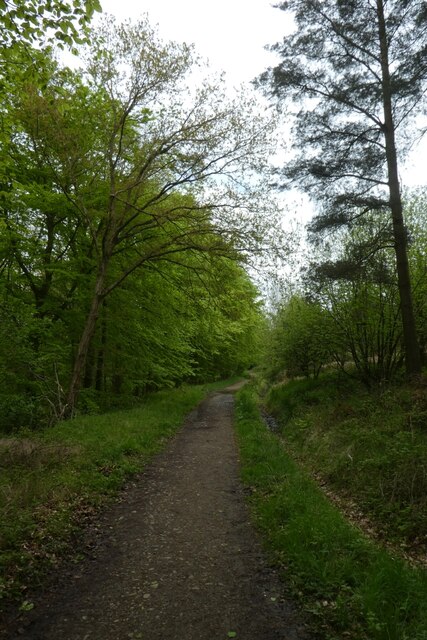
[227,632,237,638]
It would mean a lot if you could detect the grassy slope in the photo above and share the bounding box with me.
[266,373,427,547]
[235,383,427,640]
[0,378,239,609]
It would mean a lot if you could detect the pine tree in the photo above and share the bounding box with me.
[260,0,427,376]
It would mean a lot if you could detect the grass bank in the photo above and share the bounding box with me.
[0,378,239,610]
[235,383,427,640]
[266,372,427,549]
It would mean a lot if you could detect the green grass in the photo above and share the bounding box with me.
[0,378,240,609]
[265,372,427,545]
[235,384,427,640]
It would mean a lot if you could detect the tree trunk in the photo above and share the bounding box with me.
[95,301,107,392]
[61,259,109,418]
[83,341,95,389]
[112,342,123,395]
[377,0,421,377]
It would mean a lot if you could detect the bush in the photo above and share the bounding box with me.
[266,296,341,381]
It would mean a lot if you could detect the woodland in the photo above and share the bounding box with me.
[1,0,426,429]
[0,2,280,429]
[1,1,427,638]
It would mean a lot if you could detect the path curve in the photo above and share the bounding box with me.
[6,384,309,640]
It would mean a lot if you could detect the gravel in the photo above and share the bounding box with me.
[4,383,310,640]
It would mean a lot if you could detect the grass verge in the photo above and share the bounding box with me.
[266,372,427,548]
[0,378,239,611]
[235,383,427,640]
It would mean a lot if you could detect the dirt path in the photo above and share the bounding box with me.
[5,384,309,640]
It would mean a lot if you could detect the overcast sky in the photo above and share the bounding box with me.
[96,0,425,189]
[98,0,292,86]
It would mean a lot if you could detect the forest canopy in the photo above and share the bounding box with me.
[3,0,427,432]
[0,14,280,429]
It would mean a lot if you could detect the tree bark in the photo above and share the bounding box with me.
[377,0,421,377]
[61,259,109,418]
[95,301,107,392]
[83,342,95,389]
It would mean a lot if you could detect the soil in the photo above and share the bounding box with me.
[2,382,310,640]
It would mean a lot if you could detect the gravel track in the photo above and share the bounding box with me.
[4,383,309,640]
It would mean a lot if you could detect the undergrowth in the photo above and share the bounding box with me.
[0,377,239,611]
[235,384,427,640]
[266,372,427,547]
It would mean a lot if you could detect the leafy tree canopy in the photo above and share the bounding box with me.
[0,0,101,48]
[260,0,427,224]
[0,16,281,420]
[259,0,427,376]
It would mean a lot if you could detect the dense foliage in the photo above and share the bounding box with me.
[260,0,427,376]
[0,0,101,48]
[0,17,274,430]
[266,192,427,385]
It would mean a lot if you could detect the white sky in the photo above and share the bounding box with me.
[99,0,291,86]
[96,0,426,191]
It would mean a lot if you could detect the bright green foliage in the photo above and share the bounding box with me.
[266,295,339,380]
[184,259,265,381]
[0,0,101,48]
[80,257,262,403]
[0,22,270,427]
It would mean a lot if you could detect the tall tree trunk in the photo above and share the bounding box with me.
[377,0,421,377]
[83,341,95,389]
[62,259,109,418]
[111,342,123,395]
[95,300,107,392]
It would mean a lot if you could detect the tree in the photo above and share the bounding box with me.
[306,214,404,383]
[79,251,263,404]
[0,0,101,49]
[6,17,280,418]
[402,189,427,364]
[183,257,265,380]
[259,0,427,376]
[266,295,338,379]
